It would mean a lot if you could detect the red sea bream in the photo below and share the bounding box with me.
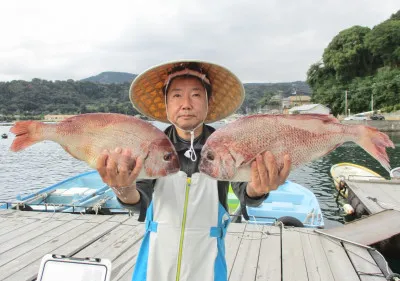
[199,114,394,181]
[10,113,180,179]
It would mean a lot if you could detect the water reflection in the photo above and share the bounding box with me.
[1,123,399,225]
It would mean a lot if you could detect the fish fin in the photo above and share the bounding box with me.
[227,145,255,168]
[285,114,340,123]
[10,121,44,152]
[355,126,395,172]
[228,149,247,168]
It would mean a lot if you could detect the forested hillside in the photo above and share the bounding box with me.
[307,10,400,115]
[0,76,309,121]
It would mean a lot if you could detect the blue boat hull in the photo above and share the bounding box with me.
[245,180,324,228]
[1,171,128,214]
[1,173,324,228]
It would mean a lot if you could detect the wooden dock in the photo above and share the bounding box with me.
[345,178,400,215]
[0,209,390,281]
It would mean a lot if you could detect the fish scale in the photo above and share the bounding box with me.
[199,114,394,181]
[9,113,180,179]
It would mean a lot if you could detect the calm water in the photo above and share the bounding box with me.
[0,122,399,226]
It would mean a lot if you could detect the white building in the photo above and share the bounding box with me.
[289,104,330,115]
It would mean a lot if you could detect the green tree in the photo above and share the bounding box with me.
[365,20,400,67]
[323,26,373,81]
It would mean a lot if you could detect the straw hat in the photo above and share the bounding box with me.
[129,60,245,123]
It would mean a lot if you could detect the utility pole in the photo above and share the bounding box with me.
[345,90,348,116]
[371,94,374,112]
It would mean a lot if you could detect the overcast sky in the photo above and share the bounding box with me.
[1,0,398,83]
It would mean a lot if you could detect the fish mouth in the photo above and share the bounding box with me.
[199,160,222,180]
[167,165,180,174]
[166,155,180,174]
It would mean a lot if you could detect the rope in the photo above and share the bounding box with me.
[91,196,112,215]
[367,197,400,212]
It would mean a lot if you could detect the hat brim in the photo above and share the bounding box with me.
[129,60,245,123]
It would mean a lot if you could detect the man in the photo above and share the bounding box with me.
[96,60,291,281]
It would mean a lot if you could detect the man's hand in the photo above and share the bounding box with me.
[246,151,291,198]
[96,147,143,204]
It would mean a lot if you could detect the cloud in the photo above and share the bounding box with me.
[1,0,398,82]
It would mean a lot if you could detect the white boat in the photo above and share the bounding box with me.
[330,162,383,198]
[0,171,127,214]
[390,167,400,179]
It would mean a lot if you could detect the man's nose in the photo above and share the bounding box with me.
[181,94,192,109]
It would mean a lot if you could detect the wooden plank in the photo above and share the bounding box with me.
[319,234,360,280]
[320,210,400,245]
[1,210,68,218]
[0,219,86,267]
[281,228,308,281]
[299,229,334,281]
[110,227,146,281]
[346,180,399,214]
[0,211,78,245]
[3,220,119,281]
[112,242,142,281]
[74,224,141,258]
[51,213,88,221]
[0,217,40,236]
[1,219,96,281]
[106,214,132,223]
[226,223,245,278]
[0,219,67,254]
[75,213,115,223]
[228,222,246,233]
[121,215,141,226]
[0,209,16,215]
[344,243,386,281]
[255,225,281,281]
[229,229,262,281]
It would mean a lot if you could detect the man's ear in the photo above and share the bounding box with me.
[208,95,214,105]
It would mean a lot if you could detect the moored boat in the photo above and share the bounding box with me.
[330,162,383,198]
[231,180,324,228]
[390,167,400,179]
[1,171,324,229]
[1,133,7,139]
[0,170,127,214]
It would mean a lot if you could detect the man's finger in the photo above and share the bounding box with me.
[128,157,143,184]
[117,163,130,186]
[265,151,278,188]
[97,152,109,180]
[250,159,261,187]
[256,154,268,189]
[106,154,118,186]
[279,154,292,185]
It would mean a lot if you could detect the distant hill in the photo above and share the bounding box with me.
[81,71,137,84]
[244,81,311,97]
[0,72,312,120]
[80,72,311,96]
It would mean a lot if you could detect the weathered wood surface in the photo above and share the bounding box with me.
[346,179,400,214]
[0,210,387,281]
[320,210,400,246]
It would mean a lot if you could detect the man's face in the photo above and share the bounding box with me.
[166,76,208,131]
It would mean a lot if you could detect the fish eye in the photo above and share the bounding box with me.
[163,152,172,161]
[206,152,215,161]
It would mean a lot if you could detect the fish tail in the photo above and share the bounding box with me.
[10,121,45,152]
[355,125,395,172]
